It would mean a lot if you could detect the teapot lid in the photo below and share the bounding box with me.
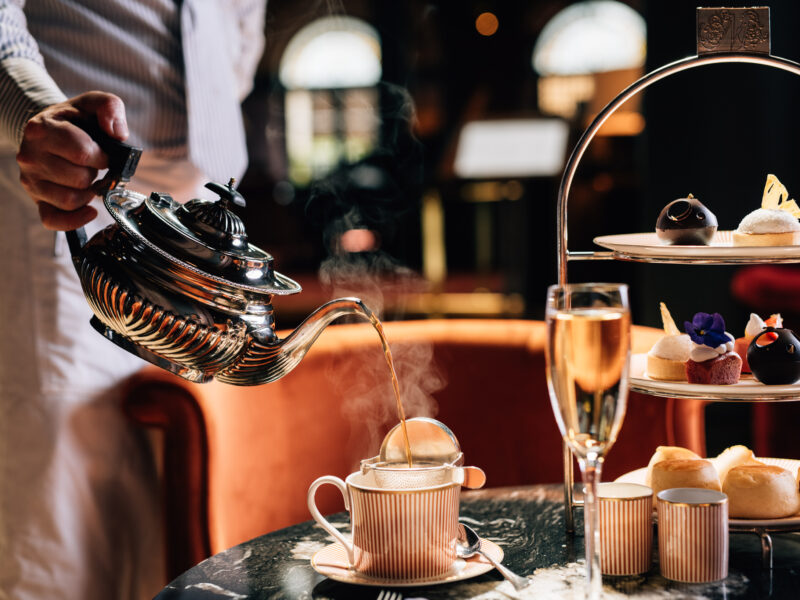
[104,180,301,295]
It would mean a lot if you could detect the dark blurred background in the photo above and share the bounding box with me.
[231,0,800,452]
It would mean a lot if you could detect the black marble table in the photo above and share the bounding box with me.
[154,485,800,599]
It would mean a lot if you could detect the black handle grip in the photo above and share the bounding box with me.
[66,227,88,258]
[74,118,142,184]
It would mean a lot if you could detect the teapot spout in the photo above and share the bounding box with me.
[279,296,374,356]
[215,297,374,386]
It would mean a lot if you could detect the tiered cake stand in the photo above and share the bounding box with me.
[556,6,800,569]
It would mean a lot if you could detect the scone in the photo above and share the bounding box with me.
[723,464,800,519]
[684,312,741,384]
[713,444,761,484]
[650,459,721,500]
[645,445,701,487]
[646,303,691,381]
[733,174,800,246]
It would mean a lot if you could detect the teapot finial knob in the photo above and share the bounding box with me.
[205,179,246,210]
[181,178,249,242]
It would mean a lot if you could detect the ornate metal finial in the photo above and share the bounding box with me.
[697,7,770,55]
[182,179,249,243]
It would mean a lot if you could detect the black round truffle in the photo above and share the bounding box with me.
[655,195,718,245]
[748,327,800,385]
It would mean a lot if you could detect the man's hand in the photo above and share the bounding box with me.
[16,91,129,231]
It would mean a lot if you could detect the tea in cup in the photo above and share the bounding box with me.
[308,462,482,580]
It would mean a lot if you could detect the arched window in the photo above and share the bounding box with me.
[532,1,645,77]
[279,16,382,186]
[532,1,646,133]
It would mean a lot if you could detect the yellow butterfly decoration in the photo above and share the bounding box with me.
[761,174,800,218]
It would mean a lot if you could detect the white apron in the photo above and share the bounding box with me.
[0,148,208,599]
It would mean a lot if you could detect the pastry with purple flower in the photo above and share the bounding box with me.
[684,312,742,384]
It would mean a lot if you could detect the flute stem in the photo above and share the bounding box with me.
[579,455,603,600]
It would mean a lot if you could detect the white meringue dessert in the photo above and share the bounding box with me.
[646,302,691,381]
[733,208,800,246]
[734,174,800,246]
[647,334,692,380]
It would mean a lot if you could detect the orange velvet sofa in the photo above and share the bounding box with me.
[120,319,706,580]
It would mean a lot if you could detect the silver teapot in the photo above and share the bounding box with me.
[66,127,372,386]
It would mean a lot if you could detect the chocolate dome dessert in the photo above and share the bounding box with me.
[656,194,718,245]
[747,327,800,385]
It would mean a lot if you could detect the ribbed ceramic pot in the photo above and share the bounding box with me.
[308,470,460,579]
[597,482,653,575]
[657,488,729,583]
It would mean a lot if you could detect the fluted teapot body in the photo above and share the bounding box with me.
[66,138,371,385]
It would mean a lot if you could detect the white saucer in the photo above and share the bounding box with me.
[594,230,800,262]
[630,353,800,400]
[311,538,504,587]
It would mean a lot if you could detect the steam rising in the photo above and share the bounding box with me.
[306,81,442,464]
[323,325,445,466]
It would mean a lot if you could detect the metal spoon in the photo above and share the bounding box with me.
[456,523,530,591]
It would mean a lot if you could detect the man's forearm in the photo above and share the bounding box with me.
[0,2,66,145]
[0,57,65,146]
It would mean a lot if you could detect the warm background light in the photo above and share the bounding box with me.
[475,12,499,37]
[339,228,379,253]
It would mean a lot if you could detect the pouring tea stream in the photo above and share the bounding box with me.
[66,123,416,465]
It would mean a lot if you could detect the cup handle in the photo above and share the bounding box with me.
[455,466,486,489]
[307,476,355,566]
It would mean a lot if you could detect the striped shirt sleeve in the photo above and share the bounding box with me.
[0,1,66,146]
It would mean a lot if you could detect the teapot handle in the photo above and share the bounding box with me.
[66,227,88,257]
[74,118,143,195]
[64,119,143,258]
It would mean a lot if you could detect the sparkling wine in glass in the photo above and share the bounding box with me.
[545,283,631,599]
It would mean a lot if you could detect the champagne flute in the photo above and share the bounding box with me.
[545,283,631,599]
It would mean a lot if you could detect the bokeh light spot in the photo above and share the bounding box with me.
[475,12,499,37]
[339,229,379,253]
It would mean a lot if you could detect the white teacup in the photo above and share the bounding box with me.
[308,465,476,579]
